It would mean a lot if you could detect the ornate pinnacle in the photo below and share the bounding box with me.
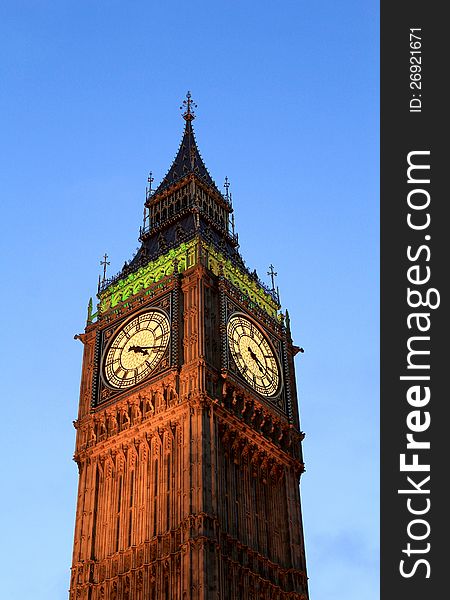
[180,91,197,121]
[87,297,93,325]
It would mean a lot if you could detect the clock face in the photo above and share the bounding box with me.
[227,314,281,397]
[102,310,170,390]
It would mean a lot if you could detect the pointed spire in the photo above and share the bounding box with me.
[154,92,219,195]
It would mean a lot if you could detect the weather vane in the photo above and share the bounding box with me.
[180,91,197,121]
[100,253,110,283]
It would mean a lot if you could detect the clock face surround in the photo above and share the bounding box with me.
[227,313,281,398]
[102,309,170,390]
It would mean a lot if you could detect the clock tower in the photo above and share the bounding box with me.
[70,94,309,600]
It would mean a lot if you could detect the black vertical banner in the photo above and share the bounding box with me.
[381,3,447,598]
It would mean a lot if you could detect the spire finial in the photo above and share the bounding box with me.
[146,171,154,200]
[100,253,110,283]
[267,264,278,293]
[181,91,197,121]
[224,176,230,200]
[147,171,154,192]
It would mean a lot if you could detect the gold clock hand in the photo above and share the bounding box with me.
[128,345,149,355]
[247,347,265,373]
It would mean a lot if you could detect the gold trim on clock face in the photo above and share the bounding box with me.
[227,313,281,398]
[102,310,170,390]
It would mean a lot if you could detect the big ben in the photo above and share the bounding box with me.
[70,93,309,599]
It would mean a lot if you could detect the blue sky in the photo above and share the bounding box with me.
[0,2,379,598]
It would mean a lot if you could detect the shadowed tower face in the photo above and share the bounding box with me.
[70,93,309,600]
